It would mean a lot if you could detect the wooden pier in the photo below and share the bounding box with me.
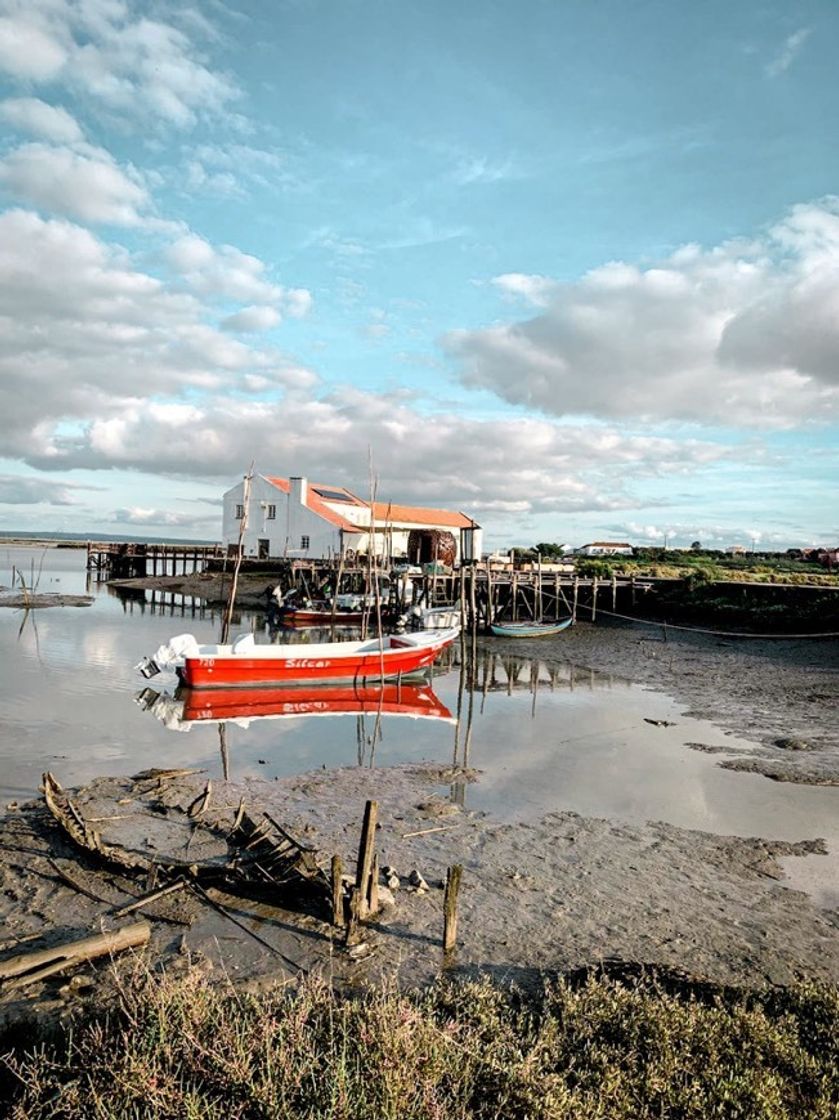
[86,541,224,580]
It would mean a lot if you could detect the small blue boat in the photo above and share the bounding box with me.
[490,618,573,638]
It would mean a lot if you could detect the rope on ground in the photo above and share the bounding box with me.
[585,605,839,641]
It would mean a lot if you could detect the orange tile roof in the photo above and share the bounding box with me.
[264,476,363,532]
[263,476,477,532]
[371,502,476,529]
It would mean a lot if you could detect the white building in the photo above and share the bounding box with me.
[575,541,634,556]
[221,474,482,563]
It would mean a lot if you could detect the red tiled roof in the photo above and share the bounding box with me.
[371,502,475,529]
[264,476,363,533]
[262,476,476,532]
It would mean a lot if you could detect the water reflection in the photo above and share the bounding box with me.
[1,547,837,910]
[136,680,456,731]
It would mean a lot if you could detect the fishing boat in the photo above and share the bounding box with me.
[278,604,367,627]
[137,627,459,688]
[135,680,455,730]
[489,618,573,638]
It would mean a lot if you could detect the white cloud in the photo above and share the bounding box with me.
[0,12,68,79]
[446,200,839,427]
[112,505,212,528]
[0,474,77,505]
[0,142,149,224]
[766,27,812,78]
[221,306,282,332]
[0,208,317,461]
[492,273,558,307]
[0,97,83,142]
[0,0,238,129]
[166,234,313,317]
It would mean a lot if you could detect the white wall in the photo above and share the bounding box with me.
[222,475,345,559]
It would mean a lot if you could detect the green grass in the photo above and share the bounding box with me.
[2,969,837,1118]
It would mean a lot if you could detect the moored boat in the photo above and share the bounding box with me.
[137,627,458,688]
[489,618,573,638]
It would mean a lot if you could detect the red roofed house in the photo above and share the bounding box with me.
[222,474,482,564]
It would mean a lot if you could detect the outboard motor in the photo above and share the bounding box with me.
[137,656,161,679]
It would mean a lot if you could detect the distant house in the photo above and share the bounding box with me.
[575,542,633,557]
[725,545,748,555]
[221,474,482,563]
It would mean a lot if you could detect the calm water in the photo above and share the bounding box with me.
[1,546,836,907]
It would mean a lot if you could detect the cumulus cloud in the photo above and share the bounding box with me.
[0,209,317,461]
[0,0,238,128]
[0,474,78,505]
[221,306,282,333]
[111,506,213,528]
[0,142,149,224]
[22,382,733,529]
[445,200,839,427]
[0,97,84,142]
[166,234,313,316]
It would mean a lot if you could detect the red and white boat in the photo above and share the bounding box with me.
[137,628,459,689]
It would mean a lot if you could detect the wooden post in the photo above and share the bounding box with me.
[572,577,579,622]
[611,573,617,611]
[331,854,345,928]
[366,852,379,916]
[354,800,378,919]
[443,864,463,954]
[631,573,636,607]
[344,886,362,946]
[591,577,598,622]
[0,921,151,990]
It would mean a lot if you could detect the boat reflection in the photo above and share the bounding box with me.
[136,679,456,732]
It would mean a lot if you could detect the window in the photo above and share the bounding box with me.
[266,504,276,520]
[301,535,310,550]
[235,504,244,519]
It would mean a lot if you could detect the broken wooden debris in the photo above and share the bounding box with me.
[0,921,151,991]
[41,772,330,913]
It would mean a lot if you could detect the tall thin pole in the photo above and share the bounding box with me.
[221,465,253,645]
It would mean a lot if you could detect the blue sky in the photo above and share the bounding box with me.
[0,0,837,550]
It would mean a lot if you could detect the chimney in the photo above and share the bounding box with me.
[289,477,308,507]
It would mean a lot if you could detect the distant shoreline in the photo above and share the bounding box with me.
[0,534,219,549]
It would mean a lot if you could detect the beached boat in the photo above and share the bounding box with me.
[136,680,455,730]
[137,627,459,688]
[278,605,367,627]
[489,618,573,638]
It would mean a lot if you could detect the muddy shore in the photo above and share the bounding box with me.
[1,577,836,1021]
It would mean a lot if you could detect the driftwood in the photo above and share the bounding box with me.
[0,921,150,991]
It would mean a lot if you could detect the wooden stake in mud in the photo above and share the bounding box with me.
[354,799,378,919]
[443,864,463,954]
[591,577,598,623]
[572,577,579,623]
[331,854,345,928]
[344,886,363,946]
[611,573,617,611]
[366,851,379,915]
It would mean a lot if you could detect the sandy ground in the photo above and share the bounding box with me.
[1,604,837,1022]
[0,593,94,609]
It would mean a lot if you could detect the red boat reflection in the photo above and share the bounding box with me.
[177,680,455,725]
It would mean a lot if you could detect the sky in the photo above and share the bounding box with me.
[0,0,837,551]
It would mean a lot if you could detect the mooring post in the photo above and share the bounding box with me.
[591,577,598,622]
[331,854,345,928]
[354,799,378,919]
[443,864,463,954]
[612,573,617,611]
[572,577,578,622]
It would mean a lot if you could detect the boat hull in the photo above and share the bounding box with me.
[180,633,456,688]
[490,618,573,638]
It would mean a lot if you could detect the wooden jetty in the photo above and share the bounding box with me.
[86,541,224,580]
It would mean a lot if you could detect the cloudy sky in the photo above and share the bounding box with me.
[0,0,837,550]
